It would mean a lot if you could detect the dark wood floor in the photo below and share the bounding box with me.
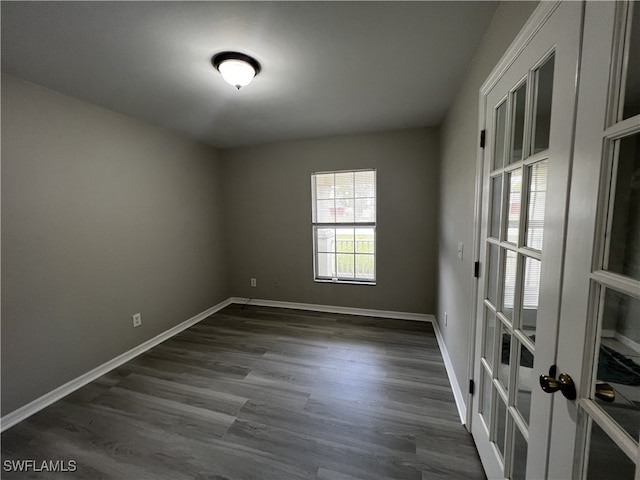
[2,304,485,479]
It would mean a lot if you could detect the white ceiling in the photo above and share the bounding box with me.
[1,1,498,149]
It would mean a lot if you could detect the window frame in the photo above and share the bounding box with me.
[311,168,377,285]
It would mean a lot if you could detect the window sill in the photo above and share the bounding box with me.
[314,279,376,286]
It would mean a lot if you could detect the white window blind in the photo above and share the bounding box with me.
[312,169,376,283]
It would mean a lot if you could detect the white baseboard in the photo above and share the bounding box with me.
[431,318,467,424]
[229,297,432,322]
[614,332,640,355]
[0,298,234,433]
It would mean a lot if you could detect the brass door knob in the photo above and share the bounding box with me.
[539,366,577,400]
[595,382,615,402]
[540,375,560,394]
[557,373,577,400]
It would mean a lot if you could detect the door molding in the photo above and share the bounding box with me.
[480,2,561,96]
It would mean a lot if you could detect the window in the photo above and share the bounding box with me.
[311,169,376,283]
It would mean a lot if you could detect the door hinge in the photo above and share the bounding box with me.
[469,379,475,395]
[474,261,480,278]
[480,130,486,148]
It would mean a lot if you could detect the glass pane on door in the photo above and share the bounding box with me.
[481,367,493,425]
[484,308,497,368]
[499,322,512,392]
[491,176,503,239]
[532,54,555,154]
[487,243,500,306]
[494,101,508,170]
[511,82,528,164]
[586,421,636,479]
[525,161,548,250]
[506,170,523,244]
[502,249,518,320]
[595,288,640,442]
[512,424,529,480]
[605,133,640,281]
[515,341,534,425]
[622,3,640,119]
[496,395,508,459]
[521,257,541,341]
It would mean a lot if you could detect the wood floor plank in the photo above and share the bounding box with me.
[116,373,249,413]
[234,398,418,455]
[1,304,485,479]
[225,417,422,480]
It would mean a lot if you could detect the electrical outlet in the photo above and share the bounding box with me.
[132,313,142,328]
[444,312,448,327]
[274,280,279,288]
[250,278,257,287]
[457,242,464,261]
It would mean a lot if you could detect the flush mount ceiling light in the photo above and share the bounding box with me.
[212,51,261,90]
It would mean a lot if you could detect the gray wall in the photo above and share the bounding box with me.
[1,74,229,415]
[437,3,538,406]
[221,128,439,314]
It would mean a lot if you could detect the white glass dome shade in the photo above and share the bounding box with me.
[212,52,261,90]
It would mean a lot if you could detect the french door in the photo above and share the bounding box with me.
[472,2,582,478]
[548,2,640,479]
[472,1,640,479]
